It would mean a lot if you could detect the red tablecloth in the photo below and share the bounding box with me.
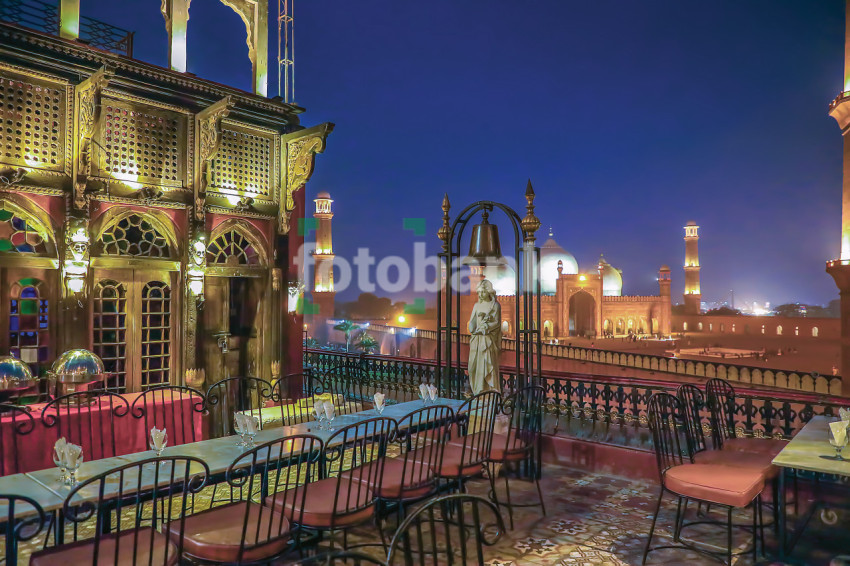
[0,391,204,475]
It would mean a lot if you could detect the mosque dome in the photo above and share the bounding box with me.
[598,255,623,296]
[316,191,331,199]
[539,229,578,295]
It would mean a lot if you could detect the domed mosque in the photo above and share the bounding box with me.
[463,226,672,340]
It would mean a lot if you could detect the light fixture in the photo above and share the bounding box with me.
[63,219,89,304]
[188,232,206,308]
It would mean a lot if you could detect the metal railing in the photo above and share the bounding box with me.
[0,0,134,57]
[305,348,847,452]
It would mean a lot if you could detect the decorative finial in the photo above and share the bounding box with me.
[521,179,540,243]
[438,193,451,251]
[549,226,553,238]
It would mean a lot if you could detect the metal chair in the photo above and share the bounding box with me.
[29,456,210,565]
[432,391,501,493]
[0,403,36,475]
[205,376,275,439]
[310,362,368,416]
[130,385,206,448]
[386,493,505,566]
[643,392,765,565]
[40,390,130,461]
[486,385,546,529]
[271,373,321,427]
[287,417,396,550]
[171,434,323,564]
[293,550,385,565]
[0,494,47,566]
[705,378,787,456]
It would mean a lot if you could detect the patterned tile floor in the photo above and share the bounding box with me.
[11,462,849,565]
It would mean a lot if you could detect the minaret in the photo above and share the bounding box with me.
[312,191,335,318]
[827,0,850,383]
[683,221,701,314]
[658,265,672,335]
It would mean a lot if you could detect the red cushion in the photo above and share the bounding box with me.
[722,437,786,457]
[347,457,436,500]
[693,449,778,479]
[415,443,484,478]
[167,501,289,563]
[664,463,764,508]
[266,477,375,529]
[31,529,177,566]
[488,432,532,462]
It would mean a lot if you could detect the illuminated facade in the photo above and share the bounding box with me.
[0,6,332,390]
[683,221,701,314]
[312,191,335,318]
[461,231,672,340]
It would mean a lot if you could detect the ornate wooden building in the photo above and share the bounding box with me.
[0,3,332,392]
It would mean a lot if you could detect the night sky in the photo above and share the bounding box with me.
[87,0,845,307]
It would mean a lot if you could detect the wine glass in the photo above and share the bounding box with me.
[65,453,82,487]
[326,411,335,432]
[245,417,259,448]
[52,448,67,485]
[233,415,247,447]
[829,435,848,461]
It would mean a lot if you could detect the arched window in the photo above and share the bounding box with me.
[683,322,688,331]
[776,325,783,336]
[732,324,736,333]
[813,327,819,338]
[698,322,703,331]
[0,203,48,254]
[794,326,799,336]
[99,214,171,258]
[207,229,261,266]
[9,278,49,374]
[761,325,765,335]
[720,324,725,333]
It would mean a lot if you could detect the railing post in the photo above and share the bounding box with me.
[58,0,79,40]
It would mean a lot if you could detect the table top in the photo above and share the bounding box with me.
[772,415,850,476]
[0,397,466,518]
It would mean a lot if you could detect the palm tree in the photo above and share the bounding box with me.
[356,332,379,354]
[334,320,360,352]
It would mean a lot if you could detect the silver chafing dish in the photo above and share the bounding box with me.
[0,355,39,393]
[48,349,106,396]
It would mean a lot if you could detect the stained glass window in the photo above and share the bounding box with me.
[206,229,260,266]
[9,278,49,375]
[100,214,171,258]
[0,204,47,254]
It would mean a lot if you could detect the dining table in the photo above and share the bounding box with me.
[0,396,466,565]
[772,415,850,562]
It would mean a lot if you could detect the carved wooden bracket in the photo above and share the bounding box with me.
[194,96,233,219]
[74,65,113,211]
[278,123,334,235]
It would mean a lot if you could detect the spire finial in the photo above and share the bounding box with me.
[548,226,553,238]
[438,193,451,251]
[521,179,540,243]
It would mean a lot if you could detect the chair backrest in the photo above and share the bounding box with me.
[41,390,130,460]
[312,362,368,415]
[451,390,502,472]
[228,433,324,563]
[205,376,275,439]
[0,404,35,475]
[647,392,691,482]
[386,493,505,566]
[131,385,205,448]
[392,405,454,498]
[705,378,737,449]
[0,493,47,562]
[62,456,209,565]
[270,373,316,427]
[294,550,386,565]
[676,383,708,455]
[499,385,545,459]
[322,417,397,525]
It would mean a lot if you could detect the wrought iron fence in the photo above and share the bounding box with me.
[305,348,847,452]
[0,0,133,57]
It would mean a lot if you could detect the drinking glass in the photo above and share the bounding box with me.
[65,455,82,487]
[326,411,335,432]
[245,417,259,448]
[829,436,848,461]
[151,430,168,459]
[52,449,67,485]
[233,415,247,447]
[375,403,385,416]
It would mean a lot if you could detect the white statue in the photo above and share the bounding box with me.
[467,279,502,394]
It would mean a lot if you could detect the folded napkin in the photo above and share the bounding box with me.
[245,415,259,435]
[54,437,67,462]
[323,400,335,421]
[374,392,385,411]
[234,412,247,433]
[54,439,83,470]
[313,403,324,420]
[419,383,428,399]
[840,408,850,422]
[150,427,168,451]
[829,419,849,446]
[427,384,438,401]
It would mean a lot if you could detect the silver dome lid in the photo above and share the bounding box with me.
[50,349,105,383]
[0,355,35,384]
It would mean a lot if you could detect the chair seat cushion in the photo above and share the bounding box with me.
[266,477,375,529]
[167,501,290,563]
[664,463,764,508]
[693,449,778,479]
[31,529,177,566]
[488,432,532,462]
[415,442,484,478]
[347,457,435,500]
[722,437,786,457]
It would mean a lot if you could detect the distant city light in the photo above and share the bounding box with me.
[398,315,406,323]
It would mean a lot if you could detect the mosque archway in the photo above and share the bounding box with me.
[543,320,553,339]
[616,318,625,334]
[568,291,595,337]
